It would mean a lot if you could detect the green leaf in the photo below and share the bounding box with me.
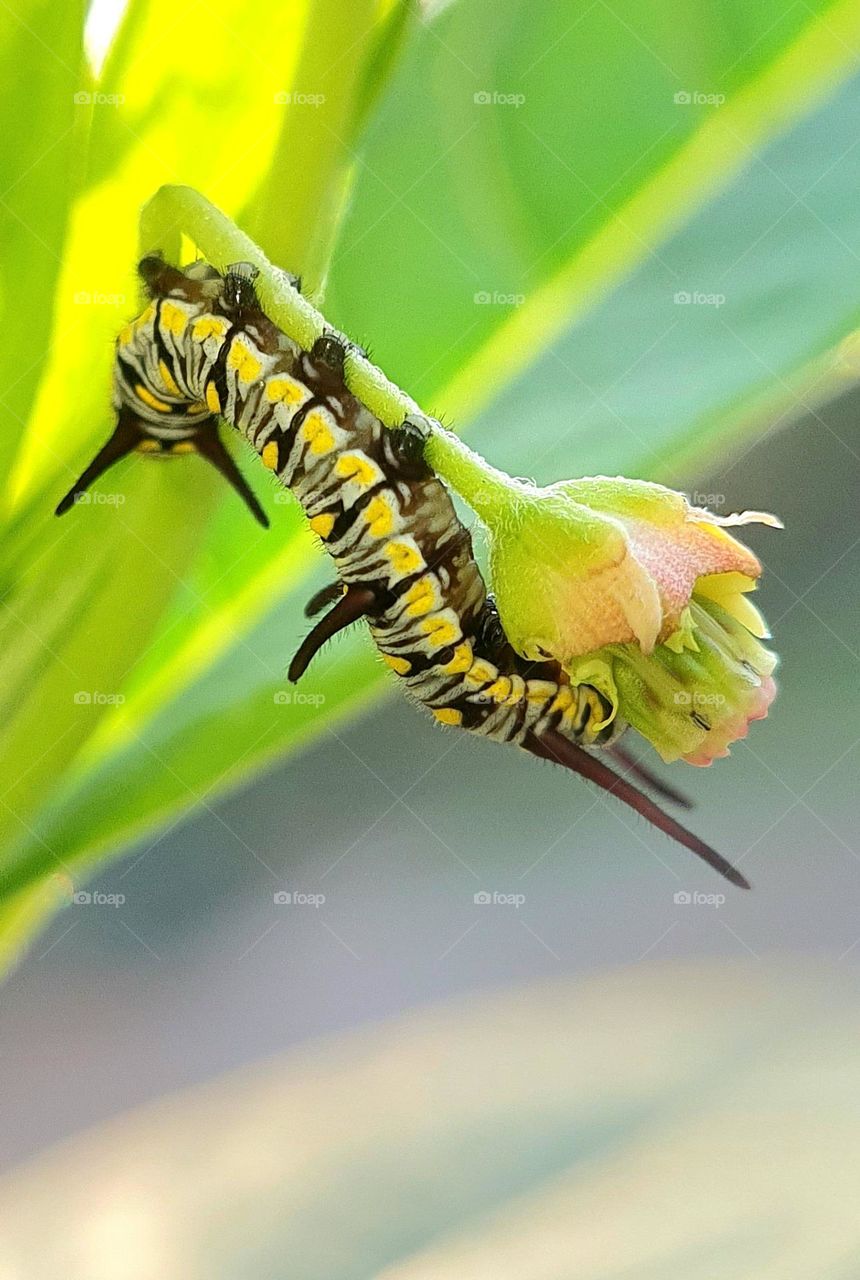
[0,0,86,482]
[325,0,860,419]
[248,0,416,298]
[0,0,410,918]
[0,874,71,975]
[0,463,221,884]
[1,0,315,889]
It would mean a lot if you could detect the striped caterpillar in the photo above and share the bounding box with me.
[57,256,748,888]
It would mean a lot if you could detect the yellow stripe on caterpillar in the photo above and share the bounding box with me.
[158,359,180,396]
[443,642,473,674]
[159,301,188,335]
[300,409,337,456]
[433,707,463,726]
[134,383,171,413]
[362,493,395,538]
[309,513,334,538]
[192,315,229,342]
[261,441,279,470]
[227,337,263,384]
[526,679,560,704]
[484,676,512,703]
[265,376,309,406]
[491,675,524,706]
[484,676,527,706]
[404,576,438,616]
[381,652,411,675]
[335,451,383,490]
[550,686,575,714]
[465,659,497,687]
[488,674,525,706]
[384,539,424,576]
[575,688,607,734]
[421,614,459,647]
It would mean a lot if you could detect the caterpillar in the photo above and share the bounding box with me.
[57,255,748,889]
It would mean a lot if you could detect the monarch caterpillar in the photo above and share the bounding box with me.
[57,255,749,889]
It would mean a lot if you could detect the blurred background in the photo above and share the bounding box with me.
[1,0,860,1275]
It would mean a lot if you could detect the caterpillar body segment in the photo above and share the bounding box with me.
[58,255,748,888]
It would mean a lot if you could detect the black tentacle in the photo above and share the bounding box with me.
[609,741,694,810]
[288,585,377,683]
[524,728,749,889]
[55,411,141,515]
[195,426,269,528]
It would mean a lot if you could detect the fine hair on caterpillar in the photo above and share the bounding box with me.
[57,254,750,890]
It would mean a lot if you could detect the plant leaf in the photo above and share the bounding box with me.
[0,0,86,483]
[248,0,416,299]
[0,0,402,910]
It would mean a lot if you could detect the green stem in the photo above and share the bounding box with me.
[424,429,521,521]
[138,185,516,515]
[140,186,328,353]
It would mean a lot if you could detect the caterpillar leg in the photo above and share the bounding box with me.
[222,262,261,313]
[609,742,693,810]
[310,331,349,375]
[276,266,302,294]
[523,728,749,889]
[288,584,377,683]
[388,414,433,480]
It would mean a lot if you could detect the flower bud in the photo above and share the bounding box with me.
[475,472,780,765]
